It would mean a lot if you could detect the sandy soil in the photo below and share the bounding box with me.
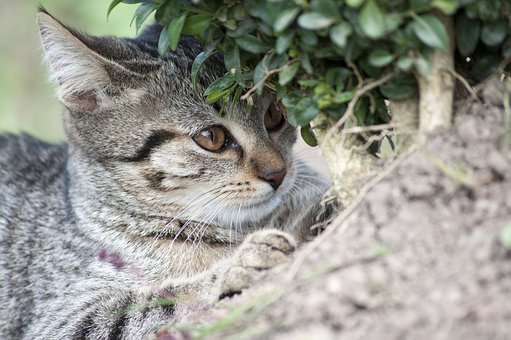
[162,78,511,339]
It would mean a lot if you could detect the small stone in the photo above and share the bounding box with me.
[488,151,509,178]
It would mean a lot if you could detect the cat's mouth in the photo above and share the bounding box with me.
[213,178,293,226]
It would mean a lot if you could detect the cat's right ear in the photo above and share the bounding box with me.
[36,10,137,113]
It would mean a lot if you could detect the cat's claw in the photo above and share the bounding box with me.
[218,229,296,299]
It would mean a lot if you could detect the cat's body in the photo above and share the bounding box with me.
[0,10,330,339]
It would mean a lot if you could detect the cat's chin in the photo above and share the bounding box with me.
[215,199,282,228]
[213,188,288,227]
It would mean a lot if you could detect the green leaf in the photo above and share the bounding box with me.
[131,2,157,31]
[333,91,355,104]
[227,19,257,38]
[368,49,394,67]
[298,79,321,87]
[300,125,318,147]
[379,74,417,100]
[329,22,353,48]
[278,62,300,86]
[300,31,318,46]
[268,54,289,69]
[455,12,480,56]
[359,0,386,39]
[108,0,123,17]
[205,88,231,105]
[253,60,267,87]
[159,13,187,53]
[300,52,313,73]
[414,54,432,75]
[155,0,179,24]
[396,56,414,71]
[431,0,458,14]
[223,19,237,31]
[410,0,431,9]
[234,35,271,53]
[411,14,449,50]
[191,50,217,89]
[108,0,142,16]
[182,14,213,35]
[223,40,241,77]
[276,31,295,54]
[354,98,368,124]
[158,26,170,55]
[295,98,320,126]
[481,19,508,47]
[298,12,335,30]
[204,75,235,96]
[383,13,403,34]
[274,8,300,33]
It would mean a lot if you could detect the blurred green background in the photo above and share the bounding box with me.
[0,0,140,142]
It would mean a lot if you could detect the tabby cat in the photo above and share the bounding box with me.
[0,9,330,339]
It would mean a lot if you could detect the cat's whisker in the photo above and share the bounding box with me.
[147,187,224,253]
[190,198,229,252]
[235,200,244,245]
[292,147,319,158]
[168,186,228,241]
[170,188,234,253]
[292,179,325,199]
[169,192,234,270]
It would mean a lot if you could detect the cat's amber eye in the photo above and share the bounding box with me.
[193,126,226,152]
[264,102,286,131]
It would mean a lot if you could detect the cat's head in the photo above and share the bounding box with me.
[37,10,300,228]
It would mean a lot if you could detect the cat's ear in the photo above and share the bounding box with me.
[36,10,139,112]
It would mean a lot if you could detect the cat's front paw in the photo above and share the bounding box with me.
[218,229,296,299]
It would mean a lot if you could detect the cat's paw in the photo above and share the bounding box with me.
[218,229,296,299]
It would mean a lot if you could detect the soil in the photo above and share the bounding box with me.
[165,78,511,339]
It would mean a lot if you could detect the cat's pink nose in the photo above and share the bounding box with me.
[259,169,287,191]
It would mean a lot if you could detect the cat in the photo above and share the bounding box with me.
[0,9,332,339]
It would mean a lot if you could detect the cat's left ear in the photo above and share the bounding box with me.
[36,10,149,112]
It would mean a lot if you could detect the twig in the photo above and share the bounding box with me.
[342,122,401,134]
[348,61,364,85]
[445,68,480,102]
[241,59,298,100]
[322,73,394,145]
[354,133,388,152]
[285,146,416,282]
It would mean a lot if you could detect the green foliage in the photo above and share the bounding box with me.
[110,0,511,146]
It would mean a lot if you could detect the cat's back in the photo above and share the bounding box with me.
[0,134,67,186]
[0,134,68,229]
[0,134,72,337]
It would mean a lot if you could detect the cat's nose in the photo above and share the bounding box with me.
[259,169,287,191]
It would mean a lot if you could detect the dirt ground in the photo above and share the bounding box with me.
[165,79,511,339]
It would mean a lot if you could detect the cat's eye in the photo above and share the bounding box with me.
[264,102,286,131]
[193,126,226,152]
